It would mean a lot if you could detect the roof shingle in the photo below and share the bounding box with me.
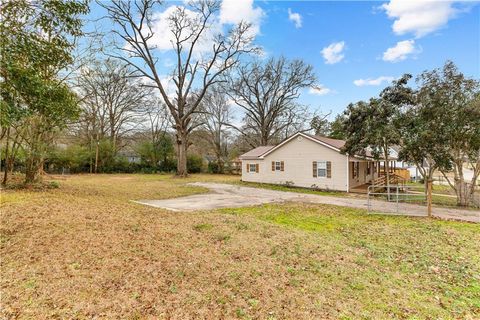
[239,146,275,160]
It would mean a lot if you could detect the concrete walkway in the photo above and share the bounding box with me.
[135,183,480,223]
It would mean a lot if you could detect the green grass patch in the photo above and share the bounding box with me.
[193,223,213,232]
[220,202,480,318]
[234,180,348,197]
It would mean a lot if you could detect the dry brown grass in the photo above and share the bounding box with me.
[1,174,479,319]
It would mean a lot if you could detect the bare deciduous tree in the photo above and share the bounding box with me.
[199,87,232,173]
[76,59,151,172]
[225,56,317,147]
[100,0,258,176]
[144,100,171,149]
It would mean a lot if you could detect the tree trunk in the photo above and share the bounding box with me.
[427,178,433,217]
[25,155,42,184]
[2,127,10,185]
[218,159,225,174]
[24,129,43,184]
[176,131,188,177]
[94,139,99,174]
[384,147,391,201]
[455,180,469,207]
[89,135,93,174]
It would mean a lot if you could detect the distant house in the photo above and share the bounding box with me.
[239,132,400,193]
[229,157,242,175]
[118,149,141,164]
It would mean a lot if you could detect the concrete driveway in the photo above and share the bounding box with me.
[135,182,480,223]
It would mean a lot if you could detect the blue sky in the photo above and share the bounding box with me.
[88,0,479,118]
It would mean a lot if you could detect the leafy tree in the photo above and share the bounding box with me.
[402,61,480,207]
[0,0,89,184]
[137,134,175,172]
[46,144,91,173]
[19,77,80,182]
[310,112,331,136]
[187,154,204,173]
[328,114,347,139]
[310,113,347,139]
[342,75,413,198]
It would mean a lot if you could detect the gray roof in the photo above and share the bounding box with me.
[239,146,275,160]
[307,134,346,150]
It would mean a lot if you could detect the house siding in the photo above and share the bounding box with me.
[241,136,349,191]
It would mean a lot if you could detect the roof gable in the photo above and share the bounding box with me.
[239,132,388,160]
[259,133,344,158]
[240,133,344,160]
[239,145,275,160]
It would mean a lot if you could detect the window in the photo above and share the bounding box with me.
[313,161,331,178]
[317,161,327,177]
[275,161,281,171]
[248,164,257,173]
[271,161,284,172]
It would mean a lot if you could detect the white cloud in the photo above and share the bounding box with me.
[382,0,459,38]
[321,41,345,64]
[353,76,395,87]
[309,85,332,96]
[149,6,220,52]
[382,40,419,62]
[288,8,302,28]
[146,1,264,54]
[220,0,264,37]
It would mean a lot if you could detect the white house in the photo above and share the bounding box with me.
[239,132,397,192]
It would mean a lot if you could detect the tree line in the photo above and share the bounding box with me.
[1,0,317,183]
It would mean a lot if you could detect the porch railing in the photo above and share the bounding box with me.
[371,173,407,192]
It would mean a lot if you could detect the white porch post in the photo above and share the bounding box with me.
[346,155,350,192]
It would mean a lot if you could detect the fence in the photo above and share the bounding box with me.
[367,184,427,214]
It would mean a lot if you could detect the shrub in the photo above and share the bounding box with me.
[208,161,220,174]
[187,154,204,173]
[159,158,177,172]
[283,180,295,187]
[49,181,60,188]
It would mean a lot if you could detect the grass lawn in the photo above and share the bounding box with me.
[236,180,350,197]
[1,174,479,319]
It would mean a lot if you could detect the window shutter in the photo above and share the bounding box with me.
[280,161,284,171]
[271,161,275,171]
[246,163,249,172]
[327,161,331,178]
[313,161,317,177]
[255,163,259,173]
